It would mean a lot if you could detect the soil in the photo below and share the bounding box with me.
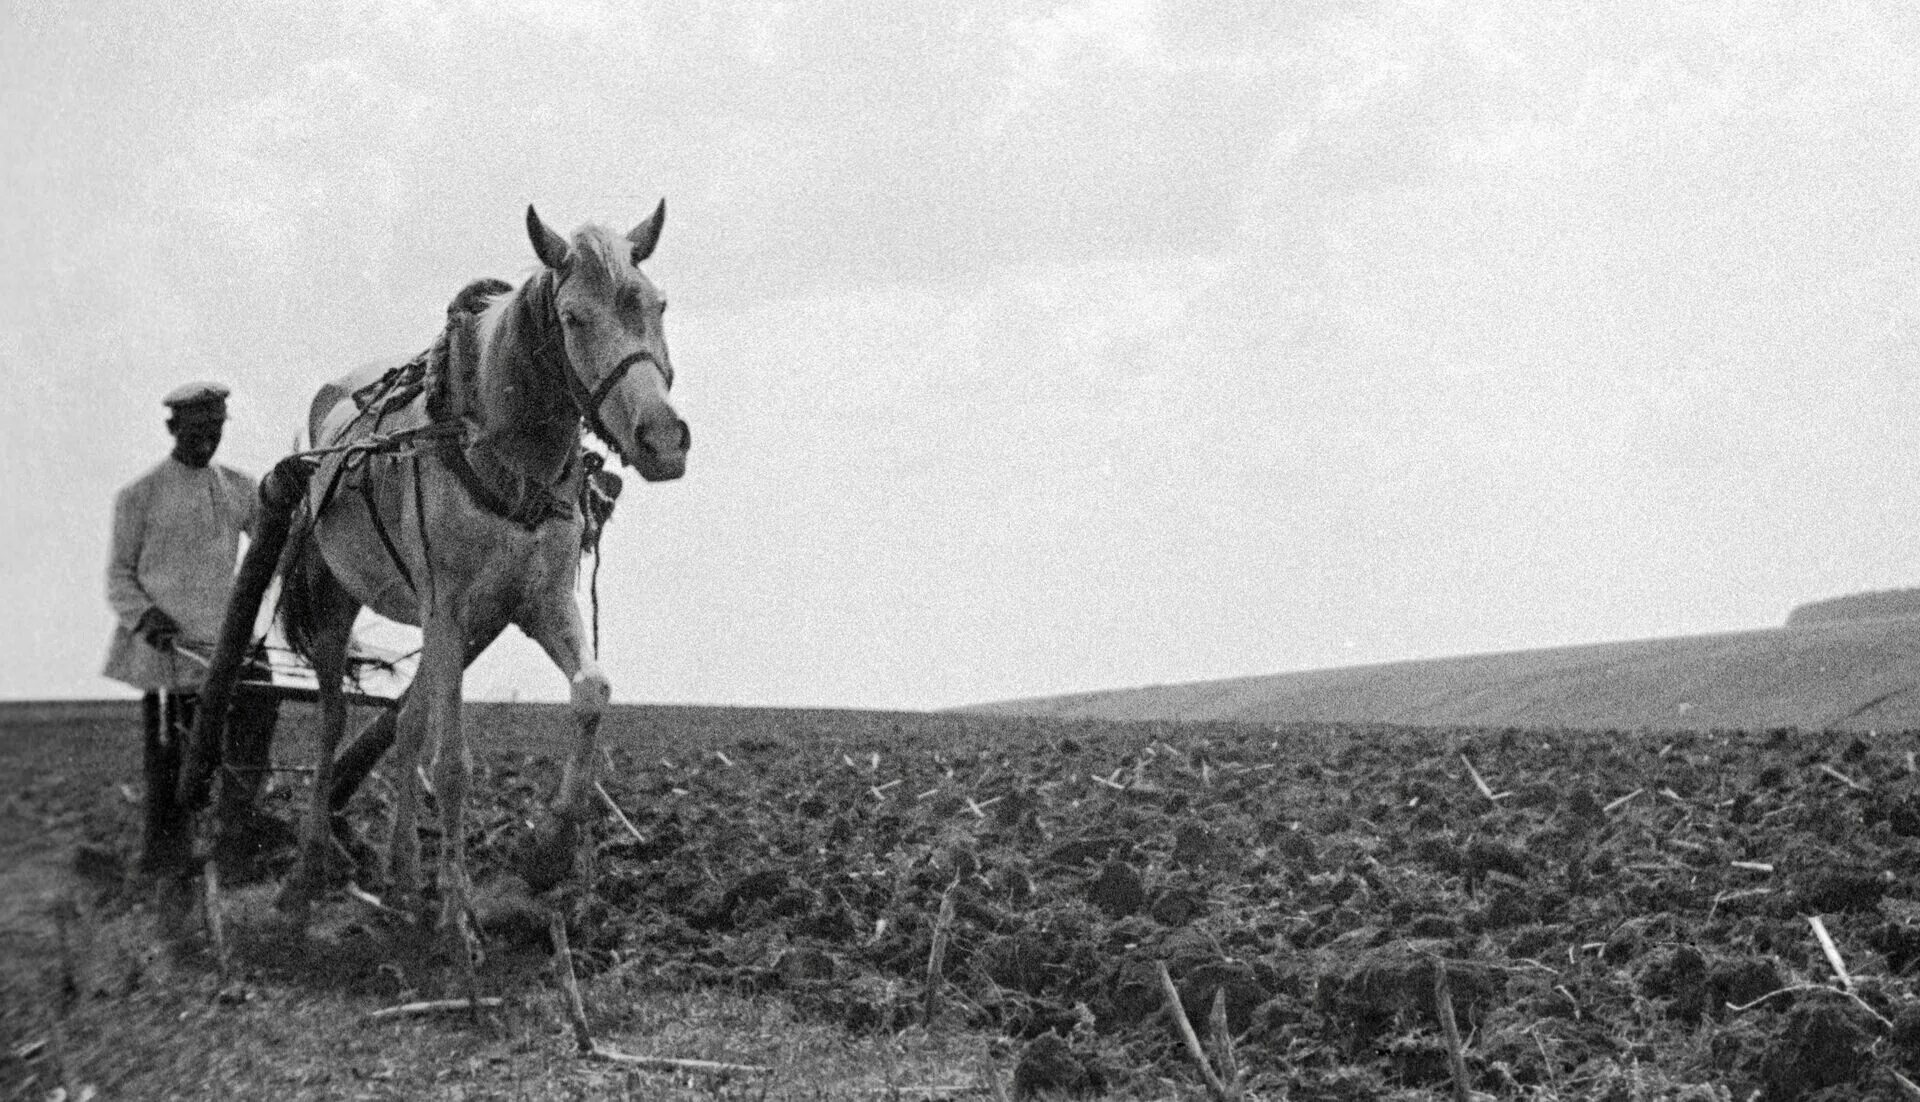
[8,702,1920,1099]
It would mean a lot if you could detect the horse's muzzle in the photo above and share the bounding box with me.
[633,417,690,482]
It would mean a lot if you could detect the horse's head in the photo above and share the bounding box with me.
[526,202,688,483]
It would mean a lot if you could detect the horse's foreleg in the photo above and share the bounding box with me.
[518,602,611,894]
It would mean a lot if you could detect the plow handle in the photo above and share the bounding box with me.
[178,456,310,811]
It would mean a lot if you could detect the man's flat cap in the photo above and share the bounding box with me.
[162,381,231,415]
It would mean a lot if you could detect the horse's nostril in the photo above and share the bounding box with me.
[636,419,690,458]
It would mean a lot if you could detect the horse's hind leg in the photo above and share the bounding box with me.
[278,571,359,917]
[328,623,505,815]
[380,687,430,912]
[412,603,485,981]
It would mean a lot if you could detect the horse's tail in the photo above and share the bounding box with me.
[277,509,326,670]
[177,454,316,811]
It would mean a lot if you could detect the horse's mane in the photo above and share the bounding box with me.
[425,224,647,425]
[426,277,515,422]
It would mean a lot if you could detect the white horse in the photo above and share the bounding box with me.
[268,204,686,967]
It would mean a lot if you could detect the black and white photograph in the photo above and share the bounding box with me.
[5,2,1920,1098]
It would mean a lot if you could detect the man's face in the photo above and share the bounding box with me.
[169,410,224,468]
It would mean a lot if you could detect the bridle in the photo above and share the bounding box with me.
[527,269,689,462]
[563,346,673,458]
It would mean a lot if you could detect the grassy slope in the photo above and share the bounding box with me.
[966,616,1920,731]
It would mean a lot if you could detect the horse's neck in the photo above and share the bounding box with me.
[467,280,580,492]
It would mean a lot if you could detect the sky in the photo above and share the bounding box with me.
[4,0,1919,712]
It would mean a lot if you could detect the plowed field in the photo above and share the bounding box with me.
[7,702,1920,1100]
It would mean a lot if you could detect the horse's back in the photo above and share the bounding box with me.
[310,357,414,447]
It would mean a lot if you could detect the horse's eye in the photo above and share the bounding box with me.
[560,309,581,326]
[658,300,668,314]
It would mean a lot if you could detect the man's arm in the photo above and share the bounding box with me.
[106,483,151,629]
[106,481,178,647]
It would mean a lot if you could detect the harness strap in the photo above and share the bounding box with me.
[411,452,435,611]
[360,465,417,593]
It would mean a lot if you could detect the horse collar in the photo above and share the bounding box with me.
[441,437,576,531]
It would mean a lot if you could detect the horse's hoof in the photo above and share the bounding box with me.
[211,808,299,887]
[514,819,580,894]
[438,903,485,970]
[273,880,313,920]
[155,875,196,939]
[471,876,553,949]
[329,820,380,880]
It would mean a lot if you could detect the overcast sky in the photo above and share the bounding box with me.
[4,1,1918,711]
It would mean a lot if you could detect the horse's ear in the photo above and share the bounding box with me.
[626,199,665,265]
[526,205,572,271]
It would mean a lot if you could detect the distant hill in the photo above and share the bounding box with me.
[966,600,1920,731]
[1786,587,1920,628]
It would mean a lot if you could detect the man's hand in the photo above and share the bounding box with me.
[135,607,181,650]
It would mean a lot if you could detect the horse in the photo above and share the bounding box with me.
[191,203,687,969]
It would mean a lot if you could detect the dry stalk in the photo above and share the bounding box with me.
[49,898,80,1099]
[1724,983,1893,1030]
[547,911,769,1075]
[345,881,408,920]
[550,911,595,1053]
[1432,959,1472,1102]
[1706,887,1772,922]
[1206,988,1242,1095]
[1818,763,1870,793]
[1893,1069,1920,1100]
[1459,755,1507,803]
[983,1053,1012,1102]
[585,1048,772,1076]
[1602,789,1643,815]
[1155,961,1233,1100]
[1807,915,1854,992]
[364,997,506,1022]
[924,881,958,1024]
[203,864,229,982]
[595,782,646,845]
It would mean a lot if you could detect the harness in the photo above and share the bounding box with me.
[297,278,627,619]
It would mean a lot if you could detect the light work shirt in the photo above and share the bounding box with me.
[103,457,258,691]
